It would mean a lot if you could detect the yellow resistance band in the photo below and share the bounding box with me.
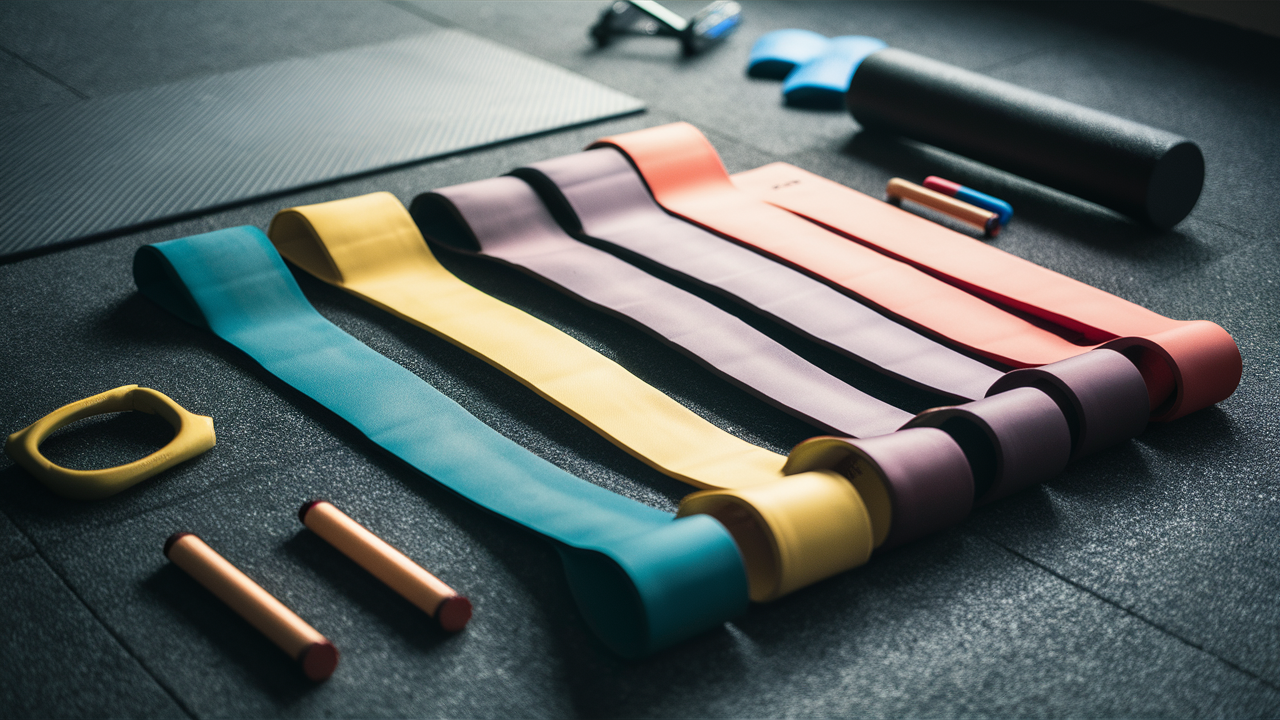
[6,385,216,500]
[268,192,879,602]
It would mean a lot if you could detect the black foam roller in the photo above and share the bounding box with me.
[846,48,1204,229]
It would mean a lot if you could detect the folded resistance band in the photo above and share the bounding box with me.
[412,176,912,439]
[592,122,1241,421]
[507,148,1148,463]
[510,146,1001,403]
[132,226,747,658]
[267,193,898,602]
[729,163,1242,422]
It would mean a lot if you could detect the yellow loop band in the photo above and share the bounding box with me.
[267,192,876,601]
[678,472,872,600]
[5,385,216,500]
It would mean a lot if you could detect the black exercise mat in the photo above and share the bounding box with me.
[0,28,643,258]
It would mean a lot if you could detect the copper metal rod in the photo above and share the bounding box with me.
[299,500,472,633]
[164,532,339,681]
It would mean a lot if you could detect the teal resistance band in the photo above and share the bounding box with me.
[133,226,748,658]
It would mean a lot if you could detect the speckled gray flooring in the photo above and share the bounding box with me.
[1,2,1278,716]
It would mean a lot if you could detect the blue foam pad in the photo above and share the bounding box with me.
[783,36,887,109]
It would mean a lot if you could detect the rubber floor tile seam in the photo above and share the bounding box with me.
[977,531,1280,694]
[0,43,89,99]
[17,526,198,719]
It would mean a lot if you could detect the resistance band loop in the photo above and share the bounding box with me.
[730,162,1241,421]
[410,176,912,438]
[132,226,748,657]
[511,147,1002,402]
[267,193,875,602]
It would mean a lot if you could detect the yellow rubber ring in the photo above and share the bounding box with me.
[5,385,216,500]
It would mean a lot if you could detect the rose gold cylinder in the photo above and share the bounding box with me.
[164,532,338,681]
[299,500,472,632]
[887,177,1001,236]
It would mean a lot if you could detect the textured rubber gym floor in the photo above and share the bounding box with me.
[1,2,1278,717]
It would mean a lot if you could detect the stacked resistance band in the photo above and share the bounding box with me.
[134,121,1240,658]
[393,127,1234,600]
[261,125,1233,610]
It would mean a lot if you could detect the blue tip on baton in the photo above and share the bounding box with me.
[923,176,1014,225]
